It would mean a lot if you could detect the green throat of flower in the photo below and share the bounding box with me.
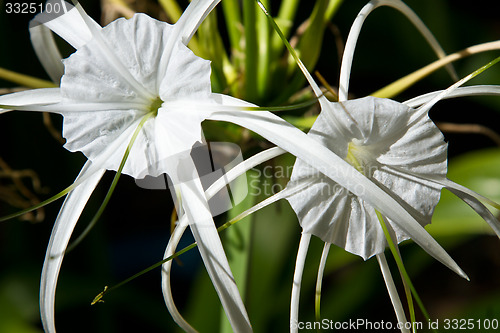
[148,96,164,117]
[345,140,368,175]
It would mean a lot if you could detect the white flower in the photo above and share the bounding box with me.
[286,96,449,260]
[245,1,500,331]
[2,1,259,332]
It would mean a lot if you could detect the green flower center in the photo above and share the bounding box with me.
[345,140,371,175]
[148,96,164,117]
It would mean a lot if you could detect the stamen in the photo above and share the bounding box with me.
[345,141,365,174]
[149,96,164,116]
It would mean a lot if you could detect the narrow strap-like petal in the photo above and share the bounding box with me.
[404,85,500,108]
[382,164,500,253]
[290,233,311,333]
[29,24,64,82]
[413,57,500,123]
[338,0,456,101]
[446,187,500,238]
[0,88,61,114]
[156,0,220,86]
[205,147,286,200]
[383,165,500,237]
[40,161,105,333]
[161,215,198,333]
[376,253,410,333]
[29,0,99,81]
[175,168,252,332]
[175,0,221,45]
[315,242,330,321]
[427,176,500,237]
[31,0,96,50]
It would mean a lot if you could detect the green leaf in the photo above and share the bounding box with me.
[219,170,257,333]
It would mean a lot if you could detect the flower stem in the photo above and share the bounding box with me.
[372,40,500,99]
[0,67,57,88]
[375,211,437,333]
[219,170,257,333]
[244,0,258,101]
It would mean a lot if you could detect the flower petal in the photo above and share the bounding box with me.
[0,88,61,114]
[446,186,500,238]
[161,215,197,333]
[174,0,221,45]
[60,14,169,103]
[29,24,64,83]
[376,254,409,333]
[290,233,311,333]
[338,0,456,101]
[31,0,97,50]
[404,85,500,108]
[205,147,286,199]
[40,162,105,333]
[176,174,252,332]
[412,174,500,237]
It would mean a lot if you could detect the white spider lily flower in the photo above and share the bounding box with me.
[285,89,500,332]
[1,1,258,332]
[286,95,450,259]
[250,1,500,331]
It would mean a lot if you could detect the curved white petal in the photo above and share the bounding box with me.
[315,242,330,318]
[290,233,311,333]
[205,147,286,200]
[175,0,221,45]
[404,85,500,108]
[411,61,499,123]
[394,170,500,238]
[338,0,456,101]
[176,174,252,332]
[162,148,296,331]
[31,0,97,50]
[376,254,409,333]
[0,88,62,113]
[446,186,500,238]
[29,24,64,82]
[40,161,105,333]
[161,216,198,333]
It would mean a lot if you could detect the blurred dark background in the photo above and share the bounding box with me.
[1,0,500,332]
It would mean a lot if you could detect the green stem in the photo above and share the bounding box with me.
[270,0,300,56]
[375,211,436,333]
[221,0,242,56]
[256,0,271,99]
[219,170,256,333]
[0,67,57,88]
[243,0,258,101]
